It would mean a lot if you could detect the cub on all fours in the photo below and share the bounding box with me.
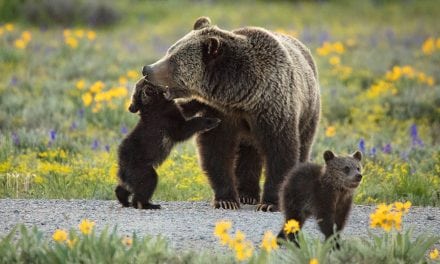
[277,150,363,244]
[115,78,220,209]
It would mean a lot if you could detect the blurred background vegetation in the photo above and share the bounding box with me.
[0,0,439,205]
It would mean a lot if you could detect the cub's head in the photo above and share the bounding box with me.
[128,78,170,113]
[323,150,363,190]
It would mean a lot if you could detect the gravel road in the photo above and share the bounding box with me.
[0,199,439,251]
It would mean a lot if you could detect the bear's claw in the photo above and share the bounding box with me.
[239,196,258,205]
[213,200,240,210]
[256,203,279,212]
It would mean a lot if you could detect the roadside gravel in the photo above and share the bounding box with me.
[0,199,439,251]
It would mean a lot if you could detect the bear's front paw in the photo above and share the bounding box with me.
[202,118,221,131]
[213,199,240,210]
[256,203,279,212]
[239,196,259,205]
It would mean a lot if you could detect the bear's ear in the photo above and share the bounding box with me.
[206,37,220,56]
[193,16,211,30]
[323,150,336,162]
[352,151,362,161]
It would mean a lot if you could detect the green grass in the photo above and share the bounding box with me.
[0,0,439,205]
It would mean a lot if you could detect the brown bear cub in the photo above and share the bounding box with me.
[115,79,220,209]
[278,150,363,243]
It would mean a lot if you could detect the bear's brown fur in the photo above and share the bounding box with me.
[277,150,363,244]
[142,17,321,211]
[115,79,220,209]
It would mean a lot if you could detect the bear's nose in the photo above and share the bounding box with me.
[142,65,152,78]
[355,174,363,181]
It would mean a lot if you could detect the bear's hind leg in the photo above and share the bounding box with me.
[131,167,161,210]
[115,184,131,207]
[235,143,262,205]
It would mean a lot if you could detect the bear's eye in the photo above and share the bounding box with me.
[344,166,350,174]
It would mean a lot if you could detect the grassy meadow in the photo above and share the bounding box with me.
[0,0,440,206]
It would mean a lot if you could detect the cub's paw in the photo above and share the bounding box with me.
[202,118,221,131]
[213,199,240,210]
[239,196,258,205]
[256,203,279,212]
[133,201,161,210]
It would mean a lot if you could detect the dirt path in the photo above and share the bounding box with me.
[0,199,439,251]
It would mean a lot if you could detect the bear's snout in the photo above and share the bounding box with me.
[355,174,362,181]
[142,65,152,78]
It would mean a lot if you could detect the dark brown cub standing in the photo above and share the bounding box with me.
[115,79,220,209]
[278,150,363,244]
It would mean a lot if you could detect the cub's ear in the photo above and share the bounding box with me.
[128,103,139,113]
[193,16,211,30]
[206,37,220,56]
[352,150,362,161]
[323,150,336,162]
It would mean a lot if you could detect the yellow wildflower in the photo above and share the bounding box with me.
[122,236,133,246]
[65,36,78,48]
[5,23,14,31]
[422,37,435,55]
[90,81,105,93]
[76,79,86,90]
[329,56,340,66]
[78,219,95,235]
[333,42,345,54]
[119,76,128,85]
[417,72,427,83]
[426,77,434,86]
[261,231,278,252]
[325,126,336,137]
[34,175,44,184]
[284,219,300,234]
[92,103,102,113]
[214,220,232,237]
[21,31,32,42]
[63,29,71,38]
[127,70,139,79]
[82,92,93,106]
[235,241,253,261]
[394,201,411,213]
[309,258,319,264]
[66,238,77,248]
[74,29,84,38]
[14,39,26,49]
[430,249,439,260]
[87,30,96,40]
[52,229,68,242]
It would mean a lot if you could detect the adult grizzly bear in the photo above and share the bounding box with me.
[142,17,320,211]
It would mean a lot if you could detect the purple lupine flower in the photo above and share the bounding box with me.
[9,76,18,86]
[382,143,392,154]
[105,145,110,152]
[12,133,19,145]
[78,108,85,119]
[92,139,99,150]
[400,151,409,161]
[370,147,377,157]
[359,139,365,154]
[121,126,128,135]
[70,121,77,130]
[49,130,57,141]
[410,124,424,147]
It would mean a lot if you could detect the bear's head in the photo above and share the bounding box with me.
[142,16,249,104]
[128,78,170,113]
[323,150,363,190]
